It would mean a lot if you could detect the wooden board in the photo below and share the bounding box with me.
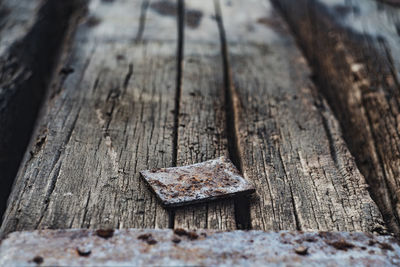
[275,0,400,235]
[0,0,392,236]
[218,0,385,232]
[1,0,178,234]
[0,0,82,219]
[1,0,238,234]
[2,229,399,266]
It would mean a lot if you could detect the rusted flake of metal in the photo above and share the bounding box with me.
[1,229,400,266]
[140,156,255,207]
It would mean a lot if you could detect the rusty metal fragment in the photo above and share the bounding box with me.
[1,229,400,266]
[140,156,255,207]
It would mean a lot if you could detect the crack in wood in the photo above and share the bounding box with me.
[135,0,150,43]
[169,0,185,229]
[213,0,252,230]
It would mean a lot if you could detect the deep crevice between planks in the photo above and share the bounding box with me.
[167,0,253,230]
[213,0,252,230]
[168,0,185,229]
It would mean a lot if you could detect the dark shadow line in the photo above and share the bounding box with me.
[169,0,185,229]
[135,0,150,43]
[0,0,85,225]
[213,0,252,230]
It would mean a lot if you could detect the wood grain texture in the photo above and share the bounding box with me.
[219,0,385,232]
[275,0,400,235]
[173,0,236,230]
[0,0,82,219]
[1,0,179,234]
[1,0,392,236]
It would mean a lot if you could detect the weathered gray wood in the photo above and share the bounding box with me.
[0,0,82,219]
[1,0,392,236]
[275,0,400,235]
[219,0,385,232]
[1,0,180,234]
[173,0,236,230]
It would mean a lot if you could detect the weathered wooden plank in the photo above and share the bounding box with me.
[274,0,400,235]
[378,0,400,6]
[2,229,400,266]
[1,0,179,234]
[0,0,82,220]
[218,0,385,232]
[173,0,236,230]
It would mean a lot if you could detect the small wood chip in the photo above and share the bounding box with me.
[294,246,308,255]
[172,237,181,244]
[76,247,91,257]
[95,229,114,239]
[32,256,44,264]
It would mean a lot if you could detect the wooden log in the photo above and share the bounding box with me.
[218,0,385,232]
[274,0,400,235]
[0,0,82,220]
[1,0,180,234]
[173,0,236,230]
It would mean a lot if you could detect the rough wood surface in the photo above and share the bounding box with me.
[173,0,236,230]
[2,229,400,266]
[0,0,392,236]
[219,0,385,232]
[275,0,400,235]
[0,0,82,219]
[1,0,179,234]
[1,0,238,234]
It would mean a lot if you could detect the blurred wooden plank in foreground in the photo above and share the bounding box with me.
[1,229,399,266]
